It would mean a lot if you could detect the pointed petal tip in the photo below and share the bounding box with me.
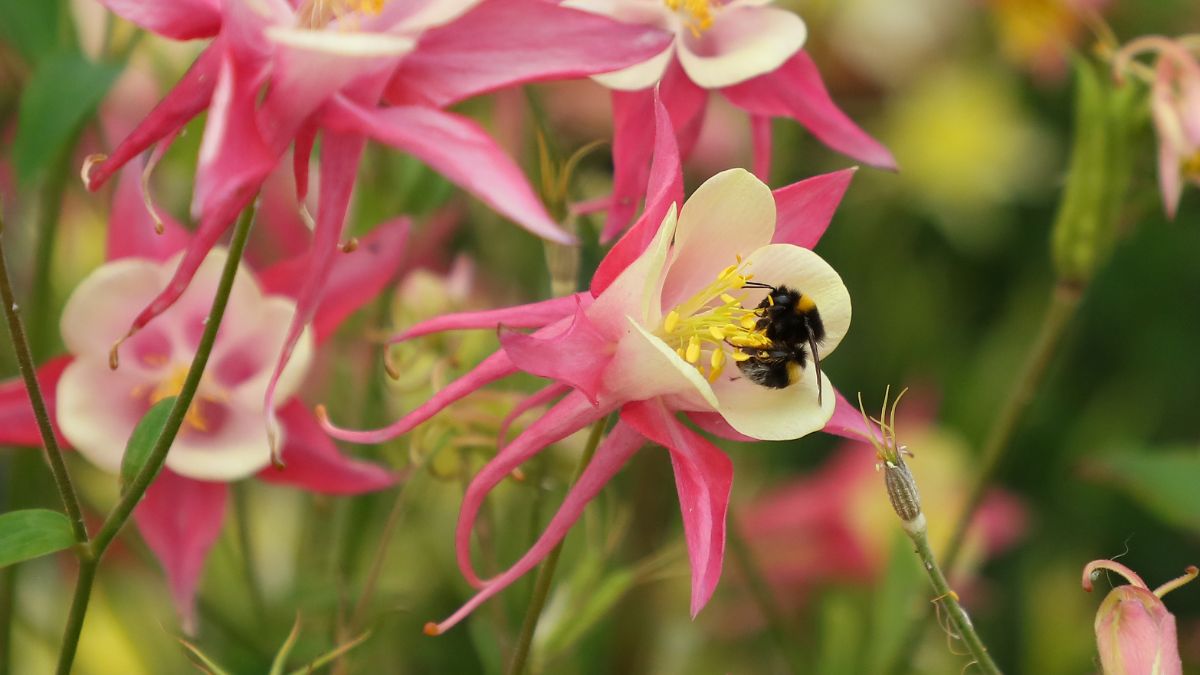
[423,622,442,636]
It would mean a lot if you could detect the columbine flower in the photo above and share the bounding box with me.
[560,0,896,237]
[1114,36,1200,219]
[1083,560,1197,675]
[0,166,404,630]
[322,96,865,633]
[86,0,672,454]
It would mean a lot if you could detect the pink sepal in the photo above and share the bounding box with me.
[96,0,221,40]
[0,357,72,448]
[498,301,613,405]
[256,402,395,494]
[390,293,585,343]
[771,168,857,249]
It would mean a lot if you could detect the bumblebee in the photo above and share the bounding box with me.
[735,283,827,403]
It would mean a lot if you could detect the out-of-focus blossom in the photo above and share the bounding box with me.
[562,0,895,238]
[0,167,403,631]
[1114,36,1200,219]
[324,97,867,633]
[1083,560,1198,675]
[739,400,1026,613]
[86,0,672,453]
[989,0,1107,82]
[828,0,969,87]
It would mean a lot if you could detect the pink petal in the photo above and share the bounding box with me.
[97,0,221,40]
[133,470,228,634]
[497,382,571,446]
[822,388,874,440]
[591,92,683,295]
[321,349,519,444]
[260,217,410,342]
[389,293,586,343]
[247,164,313,269]
[256,402,395,494]
[293,122,317,203]
[428,418,642,634]
[661,59,709,160]
[686,411,753,442]
[0,357,71,448]
[771,168,857,249]
[107,168,190,262]
[622,399,732,616]
[387,0,672,107]
[455,390,615,587]
[721,52,896,170]
[750,115,772,182]
[262,131,366,448]
[85,43,221,191]
[498,301,614,404]
[323,99,573,244]
[1158,137,1184,220]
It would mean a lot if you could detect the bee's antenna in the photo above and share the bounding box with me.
[809,334,824,407]
[741,281,776,290]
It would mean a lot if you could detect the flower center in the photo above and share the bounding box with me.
[656,260,773,382]
[137,365,224,432]
[664,0,715,37]
[298,0,387,29]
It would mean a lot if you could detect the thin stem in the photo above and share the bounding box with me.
[906,524,1002,675]
[0,216,88,544]
[941,281,1082,572]
[233,483,266,622]
[506,415,609,675]
[347,480,410,634]
[55,204,256,675]
[726,517,802,674]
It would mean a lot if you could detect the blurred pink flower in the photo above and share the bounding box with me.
[86,0,671,453]
[739,399,1026,614]
[0,167,405,631]
[1083,560,1198,675]
[323,96,867,633]
[560,0,896,238]
[1115,36,1200,219]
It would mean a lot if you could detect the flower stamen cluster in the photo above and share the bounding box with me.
[298,0,388,30]
[664,0,715,37]
[657,260,771,382]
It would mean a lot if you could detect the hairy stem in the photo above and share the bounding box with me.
[506,415,609,675]
[0,216,87,543]
[55,204,256,675]
[941,281,1082,571]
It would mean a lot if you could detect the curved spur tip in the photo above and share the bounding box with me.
[109,329,135,370]
[423,622,442,636]
[81,154,107,187]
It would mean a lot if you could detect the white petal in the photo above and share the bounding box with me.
[60,258,168,362]
[212,296,314,401]
[737,244,851,355]
[57,360,154,475]
[163,399,273,480]
[592,44,676,91]
[170,248,267,358]
[603,316,718,409]
[588,204,678,333]
[660,168,775,311]
[676,6,805,89]
[711,352,834,440]
[264,26,415,57]
[564,0,679,90]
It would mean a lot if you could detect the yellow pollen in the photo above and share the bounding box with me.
[685,336,701,364]
[708,326,725,340]
[731,350,751,362]
[299,0,388,29]
[664,0,715,37]
[664,310,680,334]
[142,365,220,432]
[708,349,726,382]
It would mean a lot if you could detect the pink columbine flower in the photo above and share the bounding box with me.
[0,166,406,631]
[560,0,897,238]
[1083,560,1198,675]
[322,96,867,634]
[1114,36,1200,219]
[86,0,671,454]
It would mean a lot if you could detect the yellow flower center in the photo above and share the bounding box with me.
[298,0,387,29]
[656,259,774,382]
[135,365,224,432]
[664,0,715,37]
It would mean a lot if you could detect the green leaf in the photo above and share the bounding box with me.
[0,0,69,64]
[0,509,75,568]
[120,398,176,495]
[1088,449,1200,532]
[13,52,120,183]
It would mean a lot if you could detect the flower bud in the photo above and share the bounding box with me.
[1083,560,1197,675]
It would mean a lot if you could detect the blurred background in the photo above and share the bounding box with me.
[2,0,1200,673]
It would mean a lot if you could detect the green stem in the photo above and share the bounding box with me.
[28,144,74,361]
[347,480,410,634]
[0,216,88,544]
[506,415,609,675]
[233,483,266,622]
[941,281,1082,572]
[55,204,257,675]
[726,517,802,674]
[906,523,1002,675]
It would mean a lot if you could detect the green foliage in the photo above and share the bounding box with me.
[119,398,176,495]
[0,508,75,568]
[1089,449,1200,533]
[0,0,70,64]
[12,52,119,183]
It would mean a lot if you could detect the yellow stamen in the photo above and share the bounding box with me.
[685,336,701,364]
[664,310,680,334]
[664,0,715,37]
[708,326,725,340]
[708,349,726,382]
[731,350,751,362]
[141,365,224,432]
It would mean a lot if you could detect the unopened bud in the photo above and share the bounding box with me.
[883,456,923,527]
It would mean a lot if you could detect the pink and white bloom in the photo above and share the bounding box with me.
[1083,559,1197,675]
[0,167,405,631]
[1114,36,1200,219]
[323,97,867,633]
[560,0,896,238]
[86,0,671,453]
